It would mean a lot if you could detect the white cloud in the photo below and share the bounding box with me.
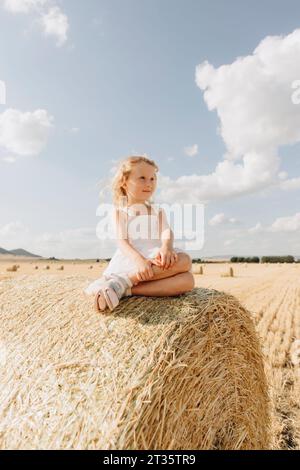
[184,144,198,157]
[157,29,300,204]
[248,222,263,234]
[0,221,29,237]
[280,177,300,190]
[209,213,239,226]
[247,213,300,233]
[3,0,47,13]
[39,6,69,47]
[269,212,300,232]
[1,0,69,46]
[0,108,54,159]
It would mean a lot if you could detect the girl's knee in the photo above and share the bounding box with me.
[176,252,192,273]
[176,272,195,294]
[184,272,195,291]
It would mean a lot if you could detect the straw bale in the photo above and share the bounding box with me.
[0,274,271,449]
[192,264,203,275]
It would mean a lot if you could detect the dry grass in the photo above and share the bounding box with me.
[0,274,270,450]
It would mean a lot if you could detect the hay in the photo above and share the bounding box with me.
[221,267,234,277]
[192,264,203,275]
[6,265,18,272]
[0,274,271,450]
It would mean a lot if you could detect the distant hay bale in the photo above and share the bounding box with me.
[6,265,18,272]
[44,266,50,270]
[35,266,39,270]
[0,275,271,450]
[57,266,64,271]
[192,264,203,274]
[221,267,234,277]
[89,266,93,269]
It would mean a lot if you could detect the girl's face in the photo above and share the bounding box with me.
[123,162,157,204]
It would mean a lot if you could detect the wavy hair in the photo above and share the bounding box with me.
[111,155,159,208]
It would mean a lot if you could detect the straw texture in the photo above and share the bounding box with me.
[0,274,271,449]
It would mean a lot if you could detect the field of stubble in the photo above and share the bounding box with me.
[0,259,299,449]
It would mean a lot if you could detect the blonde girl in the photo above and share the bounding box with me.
[84,155,194,312]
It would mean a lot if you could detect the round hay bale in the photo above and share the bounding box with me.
[0,275,271,450]
[6,265,18,272]
[220,267,234,278]
[191,263,202,274]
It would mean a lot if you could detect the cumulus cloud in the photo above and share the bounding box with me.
[269,212,300,232]
[0,108,54,159]
[0,221,29,237]
[279,177,300,190]
[248,222,263,234]
[184,144,198,157]
[157,29,300,204]
[209,213,239,226]
[39,6,69,46]
[1,0,69,46]
[3,0,47,13]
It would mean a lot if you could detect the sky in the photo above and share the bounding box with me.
[0,0,300,259]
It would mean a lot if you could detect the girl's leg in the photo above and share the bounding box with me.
[131,272,195,297]
[128,252,192,286]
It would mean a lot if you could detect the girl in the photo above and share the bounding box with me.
[83,155,194,312]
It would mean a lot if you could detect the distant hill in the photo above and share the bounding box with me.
[0,247,11,255]
[204,255,235,259]
[0,247,42,258]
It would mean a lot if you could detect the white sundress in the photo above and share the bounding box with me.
[83,203,186,296]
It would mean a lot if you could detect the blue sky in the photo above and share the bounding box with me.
[0,0,300,259]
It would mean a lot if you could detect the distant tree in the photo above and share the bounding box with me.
[261,255,295,263]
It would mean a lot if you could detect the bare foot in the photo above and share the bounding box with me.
[94,290,107,312]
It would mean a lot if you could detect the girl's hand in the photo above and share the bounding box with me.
[135,257,155,282]
[154,247,178,270]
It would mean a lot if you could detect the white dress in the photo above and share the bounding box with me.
[83,203,185,295]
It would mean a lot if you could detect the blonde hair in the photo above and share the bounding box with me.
[112,155,159,208]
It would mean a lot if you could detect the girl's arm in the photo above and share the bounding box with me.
[114,208,146,263]
[158,207,174,249]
